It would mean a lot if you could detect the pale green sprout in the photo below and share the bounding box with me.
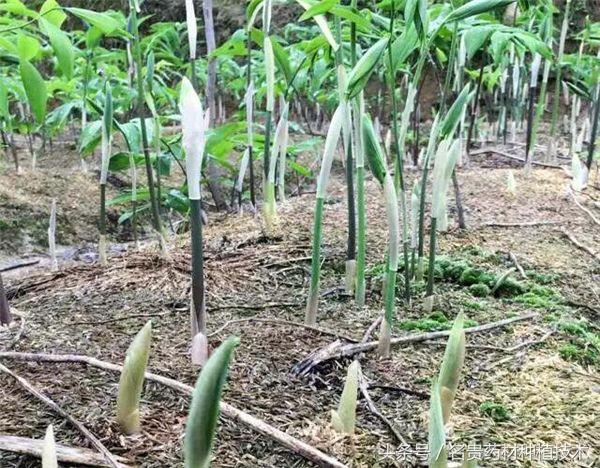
[305,104,346,325]
[180,76,210,365]
[98,83,113,267]
[506,170,517,197]
[185,0,197,60]
[331,360,360,435]
[264,36,275,113]
[264,100,289,230]
[363,114,398,357]
[184,336,240,468]
[428,313,466,467]
[116,320,152,435]
[42,424,57,468]
[571,153,588,192]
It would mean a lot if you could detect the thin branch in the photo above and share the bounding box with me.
[360,316,382,344]
[0,362,121,468]
[358,373,406,445]
[206,302,302,313]
[469,147,562,169]
[0,434,130,467]
[481,220,563,228]
[560,229,600,262]
[69,311,170,326]
[0,352,347,468]
[0,260,40,273]
[487,329,555,370]
[292,313,537,375]
[570,192,600,226]
[508,251,528,279]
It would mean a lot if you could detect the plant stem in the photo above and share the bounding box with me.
[587,89,599,170]
[466,60,485,155]
[247,33,256,208]
[130,7,164,239]
[189,198,206,334]
[425,217,438,298]
[305,198,324,325]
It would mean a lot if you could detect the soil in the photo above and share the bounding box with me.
[0,130,599,467]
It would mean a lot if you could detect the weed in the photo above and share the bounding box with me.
[479,401,510,422]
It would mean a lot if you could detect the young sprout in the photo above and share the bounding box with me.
[184,336,239,468]
[116,321,152,435]
[42,424,57,468]
[305,104,345,325]
[425,138,461,312]
[180,77,210,365]
[0,274,11,326]
[506,170,517,197]
[48,199,58,271]
[98,83,113,267]
[363,113,399,357]
[264,99,288,232]
[428,313,466,467]
[331,360,360,435]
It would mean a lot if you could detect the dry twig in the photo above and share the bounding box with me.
[560,229,600,262]
[292,313,537,375]
[0,434,130,467]
[0,362,122,468]
[0,352,347,468]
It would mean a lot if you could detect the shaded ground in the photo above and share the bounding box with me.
[0,140,599,467]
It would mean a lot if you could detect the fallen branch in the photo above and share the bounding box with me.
[360,316,382,344]
[570,192,600,226]
[508,251,528,279]
[0,434,130,467]
[358,373,406,445]
[292,313,537,376]
[0,362,122,468]
[207,317,358,343]
[469,147,562,169]
[487,329,554,370]
[0,259,41,273]
[0,352,347,468]
[69,311,171,326]
[481,220,563,228]
[560,229,600,262]
[206,302,302,313]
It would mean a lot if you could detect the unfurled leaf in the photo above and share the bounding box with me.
[444,0,515,24]
[17,34,40,61]
[296,0,339,52]
[346,37,388,99]
[331,360,360,435]
[264,36,275,112]
[116,321,152,435]
[316,104,345,199]
[65,7,123,35]
[19,60,47,123]
[100,84,113,185]
[40,18,74,79]
[362,113,386,185]
[40,0,67,28]
[441,84,471,138]
[184,336,240,468]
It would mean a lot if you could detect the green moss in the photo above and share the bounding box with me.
[459,267,494,286]
[469,283,491,297]
[460,299,487,311]
[397,312,452,332]
[557,325,599,367]
[558,321,588,337]
[493,277,527,296]
[526,271,560,285]
[514,285,563,309]
[479,401,510,422]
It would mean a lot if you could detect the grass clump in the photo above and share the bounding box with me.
[479,401,510,422]
[459,267,494,286]
[469,283,490,297]
[514,285,563,309]
[398,313,476,333]
[460,298,487,311]
[556,320,600,367]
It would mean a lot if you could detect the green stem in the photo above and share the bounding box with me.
[131,7,164,238]
[426,217,437,297]
[305,198,324,325]
[190,198,206,334]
